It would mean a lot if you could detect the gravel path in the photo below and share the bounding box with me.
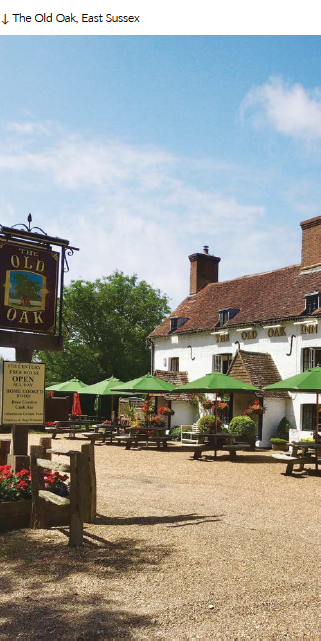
[0,434,320,640]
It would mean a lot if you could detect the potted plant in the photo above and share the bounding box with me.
[197,415,222,433]
[228,415,257,448]
[243,399,266,416]
[158,406,175,417]
[270,437,288,451]
[201,400,213,410]
[269,416,292,451]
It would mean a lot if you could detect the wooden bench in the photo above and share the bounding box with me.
[222,443,250,461]
[181,442,207,459]
[30,445,83,546]
[113,435,134,450]
[145,435,169,449]
[272,452,315,475]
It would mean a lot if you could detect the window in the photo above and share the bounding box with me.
[169,357,179,372]
[170,317,188,333]
[212,353,232,374]
[305,293,320,314]
[302,404,316,431]
[219,308,240,326]
[302,347,321,371]
[170,318,178,332]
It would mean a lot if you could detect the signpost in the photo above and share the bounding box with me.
[0,215,78,471]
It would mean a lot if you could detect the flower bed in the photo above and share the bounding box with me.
[0,465,69,531]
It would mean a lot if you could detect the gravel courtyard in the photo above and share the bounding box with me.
[0,434,320,640]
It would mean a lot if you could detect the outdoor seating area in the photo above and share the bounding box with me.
[0,429,319,639]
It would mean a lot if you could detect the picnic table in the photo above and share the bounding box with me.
[45,420,93,439]
[113,426,169,450]
[272,441,320,475]
[182,430,250,460]
[82,423,124,444]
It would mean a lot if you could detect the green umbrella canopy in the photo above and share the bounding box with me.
[111,374,176,394]
[80,377,125,395]
[46,378,87,393]
[175,372,260,393]
[264,367,321,392]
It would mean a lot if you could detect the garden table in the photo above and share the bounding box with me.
[272,442,320,475]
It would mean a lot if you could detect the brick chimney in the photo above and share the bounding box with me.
[189,246,221,295]
[300,216,321,271]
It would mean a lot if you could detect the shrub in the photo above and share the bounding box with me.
[270,438,288,444]
[197,415,221,432]
[228,415,256,438]
[170,427,182,441]
[276,417,292,440]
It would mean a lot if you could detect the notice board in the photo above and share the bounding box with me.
[1,361,45,424]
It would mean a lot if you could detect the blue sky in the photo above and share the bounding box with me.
[1,36,321,315]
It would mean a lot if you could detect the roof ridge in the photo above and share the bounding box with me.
[205,263,300,287]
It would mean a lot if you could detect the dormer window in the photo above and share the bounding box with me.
[305,292,320,314]
[170,317,188,333]
[219,308,240,326]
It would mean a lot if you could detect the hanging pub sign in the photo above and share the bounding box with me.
[0,240,59,334]
[0,215,79,352]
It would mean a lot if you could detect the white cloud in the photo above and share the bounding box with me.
[241,77,321,141]
[6,120,52,137]
[0,121,300,308]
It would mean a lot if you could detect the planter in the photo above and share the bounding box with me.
[0,500,31,531]
[271,442,288,451]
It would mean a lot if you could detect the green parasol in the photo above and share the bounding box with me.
[175,372,260,455]
[111,374,176,394]
[174,372,260,394]
[80,377,137,419]
[80,376,124,395]
[265,366,321,471]
[46,378,87,393]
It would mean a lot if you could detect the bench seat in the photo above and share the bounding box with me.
[39,490,70,506]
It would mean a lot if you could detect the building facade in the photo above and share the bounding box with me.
[150,217,321,447]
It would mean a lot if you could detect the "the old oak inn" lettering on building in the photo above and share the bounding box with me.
[0,240,59,334]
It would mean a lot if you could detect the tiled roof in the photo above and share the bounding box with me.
[228,350,289,399]
[154,369,190,401]
[150,264,321,337]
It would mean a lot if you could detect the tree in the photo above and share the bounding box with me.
[37,271,170,385]
[12,273,42,301]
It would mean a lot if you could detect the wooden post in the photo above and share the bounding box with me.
[80,443,97,523]
[0,439,10,465]
[69,452,83,547]
[39,437,52,460]
[8,454,30,473]
[30,445,46,529]
[11,425,28,456]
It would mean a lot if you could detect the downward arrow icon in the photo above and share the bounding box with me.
[2,14,9,24]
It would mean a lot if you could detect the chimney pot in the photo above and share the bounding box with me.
[203,245,209,254]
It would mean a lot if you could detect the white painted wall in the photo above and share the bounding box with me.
[171,401,196,428]
[153,321,320,446]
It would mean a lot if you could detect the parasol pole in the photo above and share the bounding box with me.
[111,394,114,422]
[316,392,319,473]
[214,391,218,459]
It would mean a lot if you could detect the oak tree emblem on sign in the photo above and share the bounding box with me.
[4,270,48,311]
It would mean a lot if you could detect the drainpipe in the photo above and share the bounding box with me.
[149,339,155,375]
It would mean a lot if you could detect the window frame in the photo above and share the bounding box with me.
[302,347,321,371]
[169,357,179,372]
[212,353,233,374]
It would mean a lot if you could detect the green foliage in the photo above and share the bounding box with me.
[276,416,292,440]
[36,271,170,385]
[197,415,221,432]
[170,427,181,441]
[228,415,256,437]
[270,437,288,444]
[13,273,41,300]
